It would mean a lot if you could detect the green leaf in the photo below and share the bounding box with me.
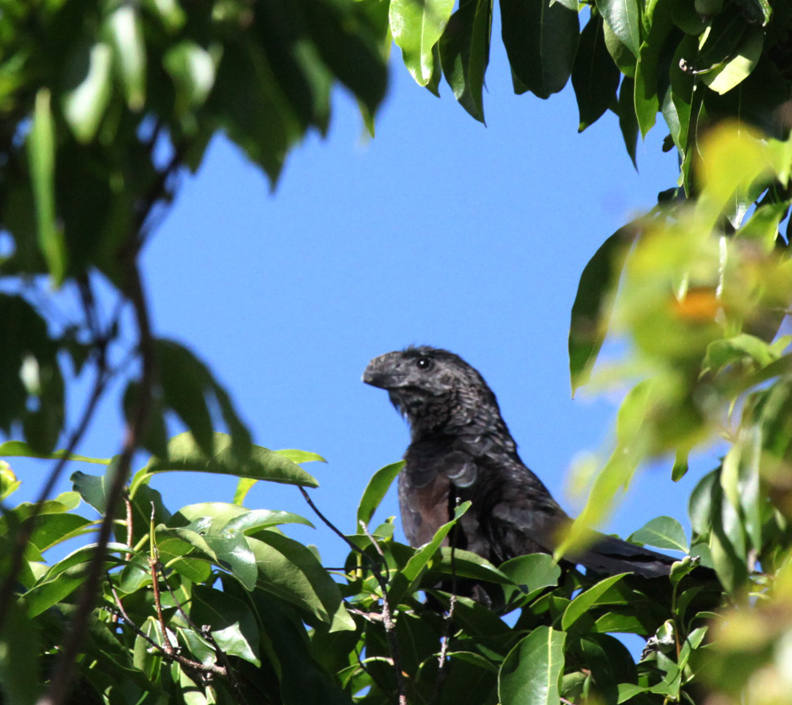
[390,0,456,86]
[356,460,404,528]
[70,460,122,515]
[430,547,513,584]
[402,501,470,582]
[576,632,637,692]
[62,41,113,142]
[499,553,562,603]
[700,26,763,94]
[633,51,658,137]
[705,334,776,372]
[0,600,40,705]
[561,573,628,630]
[439,0,493,123]
[0,441,110,464]
[225,509,315,533]
[617,76,639,167]
[500,0,579,98]
[275,449,327,464]
[499,626,566,705]
[27,513,94,553]
[189,585,261,665]
[142,432,318,487]
[597,0,641,56]
[163,40,216,116]
[629,516,689,552]
[569,222,637,393]
[210,38,300,184]
[105,5,147,110]
[572,13,621,131]
[248,531,355,631]
[302,0,388,116]
[27,89,66,286]
[248,590,356,705]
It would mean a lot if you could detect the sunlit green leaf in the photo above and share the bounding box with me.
[597,0,641,56]
[390,0,455,86]
[106,5,147,110]
[62,41,113,142]
[562,573,628,630]
[189,585,260,665]
[499,626,565,705]
[142,432,318,488]
[356,460,404,528]
[629,516,689,552]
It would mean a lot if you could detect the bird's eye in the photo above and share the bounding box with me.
[415,356,433,370]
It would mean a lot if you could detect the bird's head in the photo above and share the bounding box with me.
[363,346,500,433]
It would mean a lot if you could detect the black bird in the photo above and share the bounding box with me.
[362,345,677,579]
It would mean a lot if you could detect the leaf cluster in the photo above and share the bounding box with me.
[1,437,723,705]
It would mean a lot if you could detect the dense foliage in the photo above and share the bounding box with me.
[2,0,792,704]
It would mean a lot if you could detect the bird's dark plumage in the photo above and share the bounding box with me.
[363,346,676,579]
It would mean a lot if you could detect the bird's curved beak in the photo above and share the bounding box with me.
[362,354,406,389]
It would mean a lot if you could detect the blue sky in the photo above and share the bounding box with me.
[11,27,718,572]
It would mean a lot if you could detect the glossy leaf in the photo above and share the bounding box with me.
[597,0,641,56]
[189,585,261,665]
[499,626,566,705]
[629,516,689,552]
[499,553,562,602]
[617,76,639,167]
[356,460,404,528]
[562,573,628,630]
[701,26,763,94]
[440,0,492,122]
[142,432,319,488]
[500,0,579,98]
[572,13,621,131]
[390,0,455,86]
[248,532,355,631]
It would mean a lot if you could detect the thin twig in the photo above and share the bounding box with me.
[433,495,460,705]
[300,487,407,705]
[0,314,110,632]
[157,562,250,705]
[38,262,156,705]
[105,592,226,676]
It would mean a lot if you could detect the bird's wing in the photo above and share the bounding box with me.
[398,468,452,547]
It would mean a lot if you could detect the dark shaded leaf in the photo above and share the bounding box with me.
[440,0,493,122]
[617,76,639,167]
[500,0,579,99]
[569,223,638,393]
[572,13,621,131]
[0,601,40,705]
